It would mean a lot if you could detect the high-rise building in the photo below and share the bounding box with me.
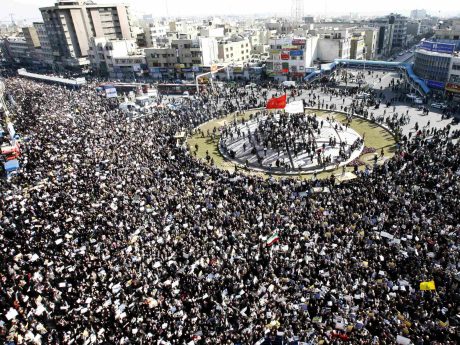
[39,0,133,68]
[33,22,55,67]
[410,9,427,20]
[388,14,408,49]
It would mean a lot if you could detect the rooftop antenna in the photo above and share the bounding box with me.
[291,0,304,24]
[9,13,16,26]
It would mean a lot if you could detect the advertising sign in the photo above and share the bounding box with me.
[281,54,290,60]
[424,79,445,89]
[420,41,455,55]
[270,49,281,54]
[445,82,460,93]
[290,50,303,57]
[292,39,306,45]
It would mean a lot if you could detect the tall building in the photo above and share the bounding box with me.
[410,9,427,20]
[414,40,455,85]
[366,19,393,56]
[39,0,133,69]
[363,28,379,60]
[33,22,54,67]
[350,33,366,60]
[388,14,408,49]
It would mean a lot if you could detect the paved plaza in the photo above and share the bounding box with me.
[220,112,363,174]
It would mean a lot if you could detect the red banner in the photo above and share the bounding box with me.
[266,95,287,109]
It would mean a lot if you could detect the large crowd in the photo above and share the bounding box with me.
[1,75,459,345]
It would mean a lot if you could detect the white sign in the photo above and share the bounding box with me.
[105,88,118,99]
[285,100,304,114]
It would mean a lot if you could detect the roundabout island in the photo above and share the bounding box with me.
[188,109,397,179]
[219,111,364,174]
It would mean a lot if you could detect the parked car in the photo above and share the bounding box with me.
[431,103,448,110]
[356,93,370,99]
[414,98,423,105]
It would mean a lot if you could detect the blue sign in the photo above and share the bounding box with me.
[290,50,303,57]
[424,79,445,89]
[420,41,455,55]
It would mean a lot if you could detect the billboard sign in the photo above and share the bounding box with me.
[292,39,306,46]
[290,50,304,57]
[424,79,445,89]
[281,53,290,60]
[445,82,460,93]
[420,41,455,55]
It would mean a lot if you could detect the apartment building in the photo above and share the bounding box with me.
[89,37,145,78]
[267,36,318,81]
[363,28,379,60]
[218,36,251,63]
[350,33,366,60]
[315,27,352,62]
[145,37,218,78]
[2,37,32,64]
[33,22,54,66]
[39,0,133,68]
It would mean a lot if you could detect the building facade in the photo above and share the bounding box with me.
[218,36,251,63]
[267,36,318,81]
[413,40,457,95]
[363,28,379,60]
[388,14,408,49]
[33,22,54,67]
[89,37,145,78]
[350,33,366,60]
[39,0,133,69]
[2,37,32,64]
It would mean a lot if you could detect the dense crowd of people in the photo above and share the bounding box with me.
[1,75,459,345]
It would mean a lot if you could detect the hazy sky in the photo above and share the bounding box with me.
[2,0,459,23]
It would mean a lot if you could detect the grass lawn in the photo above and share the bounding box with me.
[187,110,396,180]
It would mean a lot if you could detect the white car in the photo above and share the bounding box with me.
[431,103,447,110]
[356,93,370,99]
[414,98,423,105]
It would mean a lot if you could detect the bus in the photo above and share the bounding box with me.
[157,83,206,95]
[97,82,150,95]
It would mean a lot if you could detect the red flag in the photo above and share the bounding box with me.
[266,95,287,109]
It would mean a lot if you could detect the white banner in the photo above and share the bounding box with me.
[285,100,304,114]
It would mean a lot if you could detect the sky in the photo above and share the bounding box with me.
[2,0,459,24]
